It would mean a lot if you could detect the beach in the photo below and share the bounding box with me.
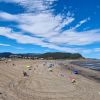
[0,59,100,100]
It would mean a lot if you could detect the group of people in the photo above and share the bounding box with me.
[22,63,78,84]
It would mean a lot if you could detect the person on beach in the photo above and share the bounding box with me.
[23,71,28,77]
[69,76,76,84]
[13,63,15,66]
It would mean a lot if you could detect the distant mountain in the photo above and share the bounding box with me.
[0,52,13,58]
[0,52,84,59]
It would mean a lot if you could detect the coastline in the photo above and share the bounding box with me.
[68,62,100,83]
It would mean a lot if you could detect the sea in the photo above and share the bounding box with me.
[71,60,100,71]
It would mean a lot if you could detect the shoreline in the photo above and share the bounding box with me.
[67,63,100,83]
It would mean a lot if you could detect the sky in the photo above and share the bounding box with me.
[0,0,100,59]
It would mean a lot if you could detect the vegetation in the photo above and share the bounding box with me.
[39,52,83,59]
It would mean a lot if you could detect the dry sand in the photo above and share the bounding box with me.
[0,59,100,100]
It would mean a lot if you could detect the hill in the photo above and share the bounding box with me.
[0,52,84,59]
[39,52,83,59]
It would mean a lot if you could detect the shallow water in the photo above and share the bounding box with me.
[71,61,100,71]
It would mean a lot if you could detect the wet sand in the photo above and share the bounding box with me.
[0,59,100,100]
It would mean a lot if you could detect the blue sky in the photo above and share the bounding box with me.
[0,0,100,59]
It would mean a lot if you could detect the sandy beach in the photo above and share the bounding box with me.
[0,59,100,100]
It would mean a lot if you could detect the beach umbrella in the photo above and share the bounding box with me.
[72,70,79,74]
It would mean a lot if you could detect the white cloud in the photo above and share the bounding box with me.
[82,49,92,54]
[0,26,100,55]
[72,18,90,30]
[0,11,100,51]
[0,27,81,53]
[13,47,24,50]
[48,29,100,45]
[0,43,11,46]
[0,12,74,38]
[0,12,17,21]
[94,48,100,52]
[0,42,24,49]
[18,14,74,37]
[0,0,57,12]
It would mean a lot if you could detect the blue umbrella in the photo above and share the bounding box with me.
[73,70,79,74]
